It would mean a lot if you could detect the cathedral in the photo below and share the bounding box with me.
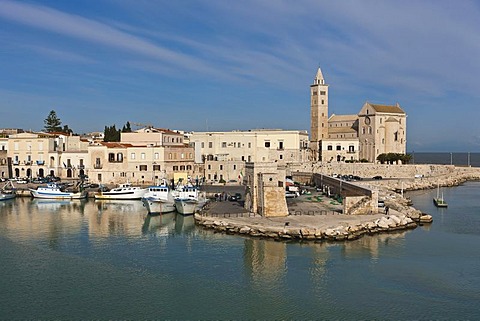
[310,67,407,163]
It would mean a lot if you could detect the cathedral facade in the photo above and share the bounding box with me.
[310,68,407,163]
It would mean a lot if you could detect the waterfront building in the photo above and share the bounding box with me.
[87,127,202,185]
[310,67,407,162]
[7,131,89,179]
[189,129,309,183]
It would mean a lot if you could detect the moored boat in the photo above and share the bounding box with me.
[173,185,206,215]
[30,182,87,199]
[142,184,176,214]
[0,180,16,201]
[433,183,448,207]
[95,183,146,200]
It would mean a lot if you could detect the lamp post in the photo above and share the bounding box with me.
[450,152,453,165]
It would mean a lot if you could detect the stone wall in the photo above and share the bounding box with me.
[289,163,458,179]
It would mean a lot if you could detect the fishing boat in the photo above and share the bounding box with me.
[30,182,87,199]
[173,185,206,215]
[0,180,16,201]
[142,184,176,215]
[94,183,146,200]
[433,183,448,207]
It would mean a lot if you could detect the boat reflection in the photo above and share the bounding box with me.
[142,212,197,237]
[95,199,145,214]
[30,198,87,214]
[175,214,195,234]
[142,212,176,236]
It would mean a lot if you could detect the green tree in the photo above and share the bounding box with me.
[44,110,62,132]
[122,121,132,133]
[104,124,121,142]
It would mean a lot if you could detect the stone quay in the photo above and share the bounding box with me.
[195,164,480,242]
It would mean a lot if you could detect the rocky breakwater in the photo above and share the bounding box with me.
[370,167,480,192]
[194,211,432,242]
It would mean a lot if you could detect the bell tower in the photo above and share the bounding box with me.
[310,67,329,161]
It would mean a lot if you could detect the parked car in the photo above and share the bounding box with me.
[285,191,299,198]
[32,177,47,184]
[373,175,383,180]
[378,200,385,208]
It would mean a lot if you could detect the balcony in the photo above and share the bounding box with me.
[12,161,19,165]
[24,161,32,165]
[78,165,85,169]
[94,164,103,169]
[36,160,45,165]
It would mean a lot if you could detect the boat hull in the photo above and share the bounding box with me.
[0,193,15,201]
[142,197,176,214]
[30,189,87,199]
[174,199,198,215]
[433,198,448,207]
[95,190,146,200]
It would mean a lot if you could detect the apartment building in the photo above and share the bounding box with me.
[189,129,310,183]
[7,131,89,179]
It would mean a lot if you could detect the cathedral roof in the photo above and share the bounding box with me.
[328,127,357,134]
[329,114,358,122]
[368,103,405,114]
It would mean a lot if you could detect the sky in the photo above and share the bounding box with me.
[1,0,480,152]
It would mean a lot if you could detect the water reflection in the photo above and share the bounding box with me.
[142,212,176,235]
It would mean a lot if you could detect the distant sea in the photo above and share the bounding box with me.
[409,152,480,167]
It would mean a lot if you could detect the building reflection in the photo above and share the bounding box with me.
[244,238,287,287]
[89,200,146,237]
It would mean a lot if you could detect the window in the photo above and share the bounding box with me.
[248,142,251,148]
[131,153,135,160]
[181,153,185,159]
[220,165,223,170]
[208,165,211,170]
[238,142,241,148]
[141,153,145,160]
[186,165,191,170]
[108,153,115,162]
[153,165,161,171]
[394,132,399,141]
[168,153,172,160]
[201,142,204,148]
[280,155,283,160]
[173,166,179,171]
[265,141,271,148]
[209,142,213,148]
[154,153,159,160]
[278,141,284,149]
[222,142,227,148]
[139,165,147,171]
[336,145,341,151]
[180,165,185,170]
[233,165,236,170]
[320,91,326,95]
[117,153,123,162]
[327,145,333,151]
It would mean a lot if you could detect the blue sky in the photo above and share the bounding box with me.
[1,0,480,152]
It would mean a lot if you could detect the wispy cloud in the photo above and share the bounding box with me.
[0,0,223,77]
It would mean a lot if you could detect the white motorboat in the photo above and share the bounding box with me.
[94,183,146,200]
[173,185,206,215]
[30,182,87,199]
[0,180,16,201]
[142,185,176,214]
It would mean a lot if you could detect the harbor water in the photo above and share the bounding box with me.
[1,183,480,319]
